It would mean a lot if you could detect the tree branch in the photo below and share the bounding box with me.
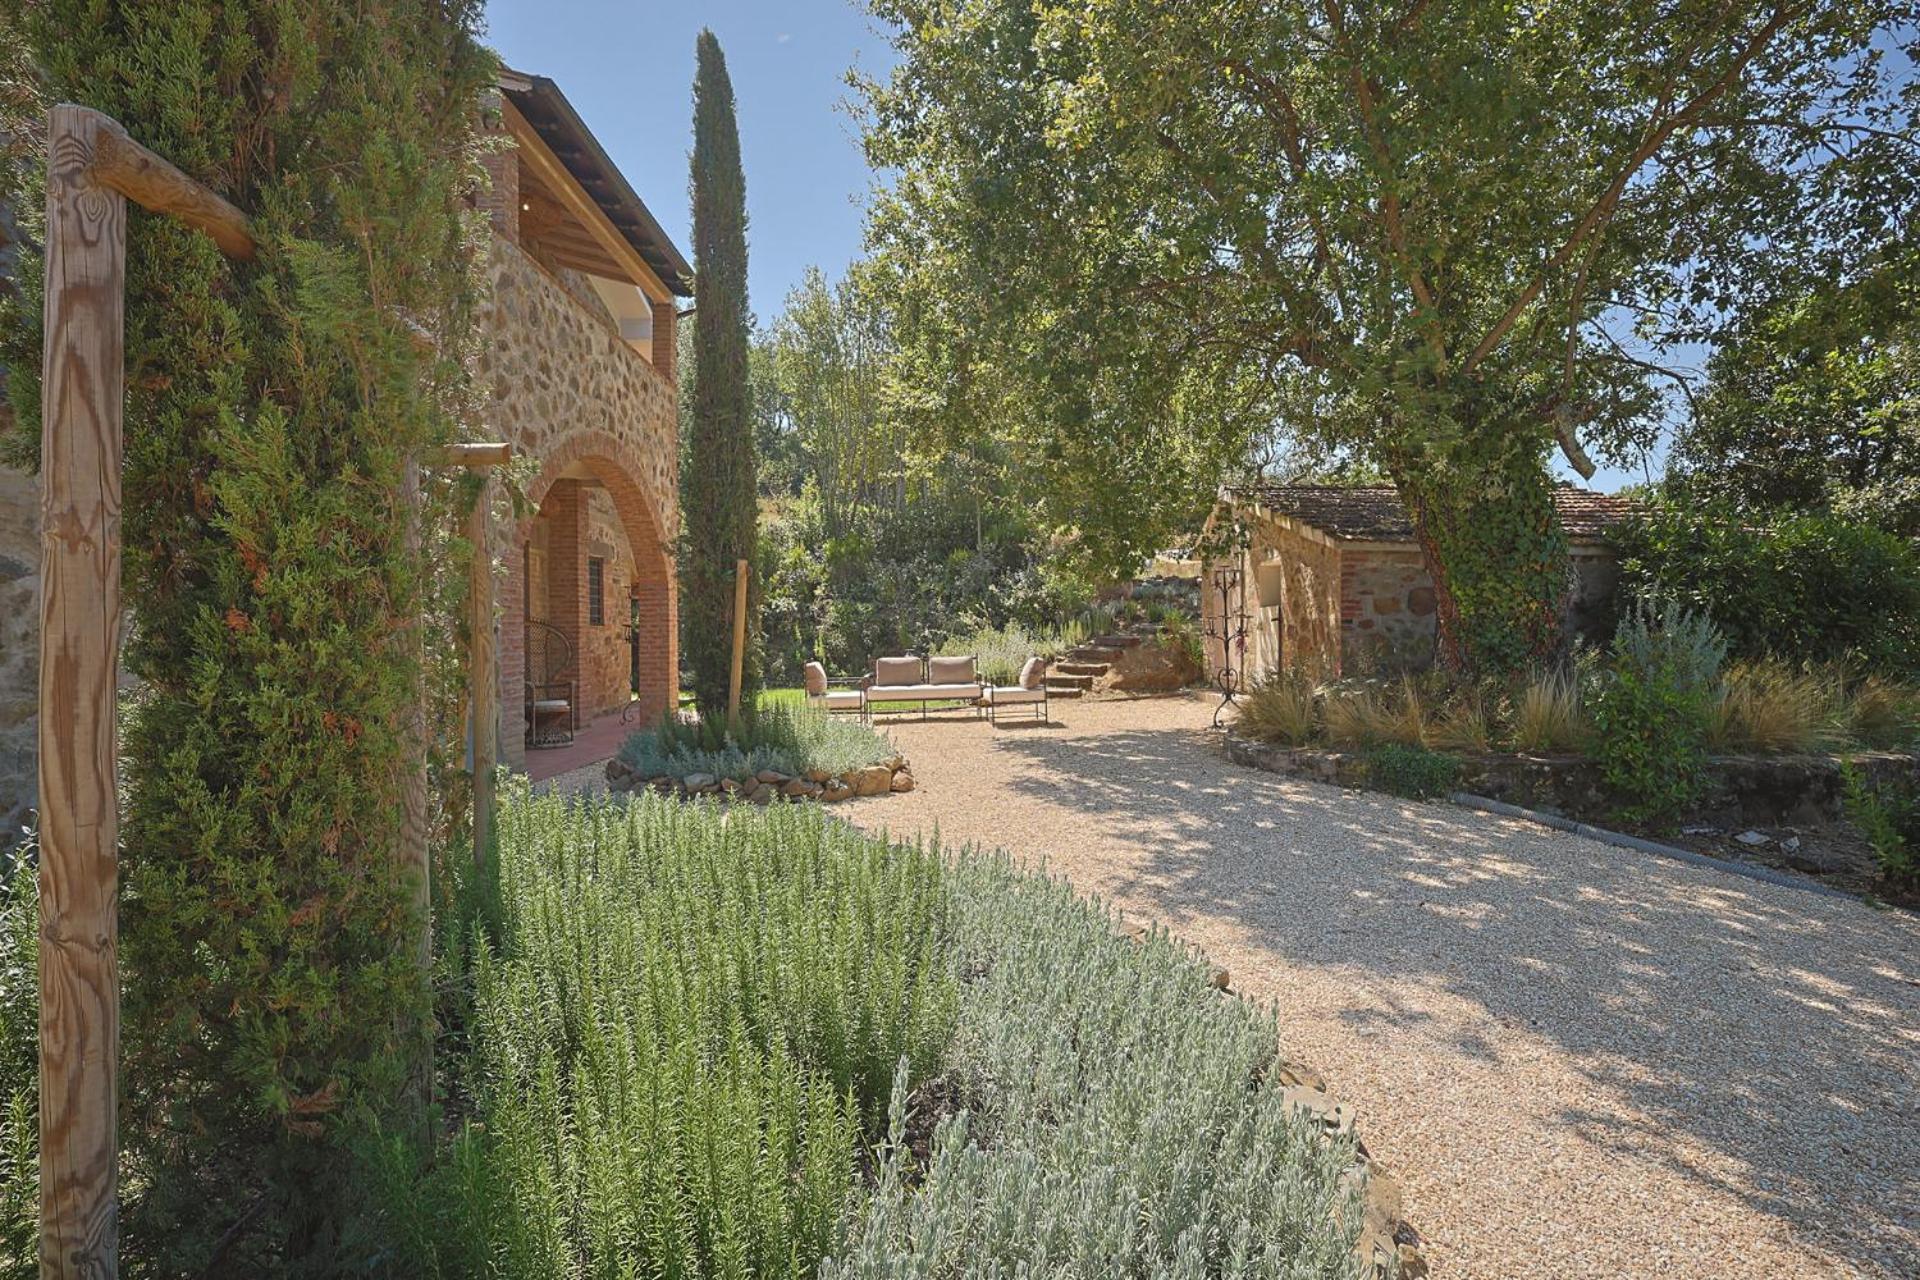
[1461,2,1803,375]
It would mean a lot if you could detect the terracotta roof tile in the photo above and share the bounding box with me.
[1229,483,1637,542]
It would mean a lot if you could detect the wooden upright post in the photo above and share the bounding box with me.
[38,103,126,1280]
[728,557,749,722]
[468,478,496,870]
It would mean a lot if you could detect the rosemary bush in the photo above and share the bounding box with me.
[0,850,33,1278]
[381,788,956,1276]
[829,855,1364,1279]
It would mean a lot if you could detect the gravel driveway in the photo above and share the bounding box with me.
[837,693,1920,1279]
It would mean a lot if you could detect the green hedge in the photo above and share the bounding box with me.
[1613,502,1920,677]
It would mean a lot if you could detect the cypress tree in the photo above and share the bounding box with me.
[4,0,491,1268]
[684,29,760,723]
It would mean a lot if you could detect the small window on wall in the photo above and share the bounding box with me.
[587,557,605,626]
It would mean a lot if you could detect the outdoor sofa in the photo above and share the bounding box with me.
[864,655,985,719]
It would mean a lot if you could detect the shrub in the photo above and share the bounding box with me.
[1589,600,1723,825]
[619,700,895,781]
[1849,676,1920,750]
[1158,612,1207,674]
[1839,766,1920,888]
[374,789,959,1275]
[1614,501,1920,677]
[827,855,1362,1277]
[0,849,34,1277]
[1236,671,1319,746]
[938,619,1086,685]
[1430,684,1496,753]
[1361,743,1461,800]
[1708,662,1849,754]
[1511,666,1588,753]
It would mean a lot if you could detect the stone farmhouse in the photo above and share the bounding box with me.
[0,68,692,838]
[1199,483,1636,683]
[480,69,692,767]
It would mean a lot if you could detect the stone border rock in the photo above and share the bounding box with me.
[1116,914,1427,1279]
[602,754,914,805]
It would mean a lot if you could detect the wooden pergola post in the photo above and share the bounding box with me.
[432,443,511,870]
[727,557,749,722]
[37,104,254,1280]
[38,103,127,1280]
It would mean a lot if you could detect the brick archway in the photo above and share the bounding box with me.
[503,429,676,764]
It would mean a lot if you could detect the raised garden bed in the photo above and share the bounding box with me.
[1225,732,1920,902]
[605,753,915,803]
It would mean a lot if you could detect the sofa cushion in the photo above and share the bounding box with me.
[820,689,864,710]
[928,654,976,685]
[866,682,981,701]
[802,661,829,696]
[988,685,1046,703]
[873,655,923,687]
[1018,656,1047,690]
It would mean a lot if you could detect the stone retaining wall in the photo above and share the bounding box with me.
[1224,733,1920,829]
[604,755,915,805]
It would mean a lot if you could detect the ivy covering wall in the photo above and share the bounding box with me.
[2,1,492,1269]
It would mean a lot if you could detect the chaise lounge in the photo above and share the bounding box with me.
[864,654,985,719]
[983,656,1050,723]
[802,660,868,717]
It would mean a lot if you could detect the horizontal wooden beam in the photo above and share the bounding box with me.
[429,442,513,468]
[81,108,256,261]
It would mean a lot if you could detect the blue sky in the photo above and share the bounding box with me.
[486,0,895,325]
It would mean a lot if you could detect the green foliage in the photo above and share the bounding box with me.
[1614,500,1920,677]
[684,30,761,722]
[8,0,493,1265]
[619,700,896,782]
[370,788,958,1276]
[829,855,1362,1277]
[937,617,1088,685]
[0,849,34,1279]
[1840,766,1920,888]
[1672,231,1920,537]
[1360,743,1461,801]
[1589,601,1724,825]
[858,0,1912,670]
[759,480,1091,685]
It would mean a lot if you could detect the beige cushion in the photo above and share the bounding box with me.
[873,655,922,687]
[803,661,829,696]
[1018,656,1047,690]
[928,655,976,685]
[820,689,863,710]
[867,682,981,701]
[988,686,1046,704]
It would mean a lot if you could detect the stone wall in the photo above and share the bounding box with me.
[1340,547,1434,673]
[1203,514,1345,687]
[0,465,36,850]
[478,237,680,765]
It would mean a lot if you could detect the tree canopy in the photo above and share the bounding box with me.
[859,0,1919,669]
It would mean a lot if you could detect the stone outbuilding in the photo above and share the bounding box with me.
[1199,483,1636,684]
[480,69,692,767]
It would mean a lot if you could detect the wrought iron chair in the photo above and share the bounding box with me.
[524,619,577,748]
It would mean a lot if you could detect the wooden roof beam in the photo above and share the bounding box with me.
[501,98,674,305]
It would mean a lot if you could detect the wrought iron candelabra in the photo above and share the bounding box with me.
[1203,565,1250,729]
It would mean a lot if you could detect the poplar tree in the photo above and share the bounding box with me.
[684,29,761,721]
[4,0,491,1268]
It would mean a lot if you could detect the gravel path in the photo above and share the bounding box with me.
[834,693,1920,1279]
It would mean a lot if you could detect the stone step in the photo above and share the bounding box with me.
[1065,645,1125,664]
[1047,673,1096,692]
[1094,633,1145,649]
[1053,661,1111,677]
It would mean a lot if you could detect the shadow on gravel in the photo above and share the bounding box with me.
[979,718,1920,1279]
